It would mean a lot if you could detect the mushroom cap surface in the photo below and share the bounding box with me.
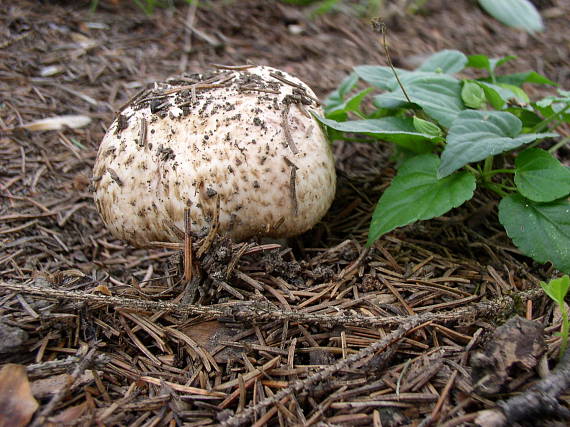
[93,65,336,247]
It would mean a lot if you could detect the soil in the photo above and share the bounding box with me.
[1,0,569,426]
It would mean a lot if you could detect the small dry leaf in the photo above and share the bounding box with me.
[19,115,91,132]
[0,364,39,427]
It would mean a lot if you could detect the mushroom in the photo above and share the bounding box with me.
[92,65,336,247]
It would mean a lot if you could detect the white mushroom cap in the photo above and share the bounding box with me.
[93,65,336,247]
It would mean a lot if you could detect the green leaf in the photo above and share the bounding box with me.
[315,115,437,153]
[373,72,464,127]
[417,50,468,74]
[504,107,543,129]
[467,54,516,74]
[390,144,423,167]
[536,90,570,108]
[329,73,358,99]
[496,71,557,87]
[515,148,570,202]
[462,81,487,109]
[533,103,570,125]
[355,66,465,126]
[540,276,570,306]
[498,83,530,104]
[475,81,529,109]
[499,194,570,273]
[413,116,442,138]
[534,91,570,122]
[309,0,342,17]
[478,0,544,33]
[355,65,407,91]
[368,154,476,245]
[325,88,373,120]
[438,110,557,178]
[324,72,359,110]
[476,82,508,109]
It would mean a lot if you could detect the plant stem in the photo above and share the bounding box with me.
[483,156,494,176]
[561,306,569,360]
[532,104,570,133]
[489,68,496,85]
[377,22,412,104]
[482,181,508,198]
[548,137,570,154]
[481,168,515,179]
[464,165,480,178]
[499,184,517,192]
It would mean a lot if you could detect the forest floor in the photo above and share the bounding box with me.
[1,0,570,426]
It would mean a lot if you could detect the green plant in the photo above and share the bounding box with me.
[541,275,570,358]
[478,0,544,33]
[318,49,570,273]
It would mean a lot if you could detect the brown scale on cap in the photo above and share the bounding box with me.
[93,65,336,247]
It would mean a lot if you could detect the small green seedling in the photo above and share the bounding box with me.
[318,49,570,273]
[540,275,570,358]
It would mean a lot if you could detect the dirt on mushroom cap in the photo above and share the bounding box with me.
[92,65,336,247]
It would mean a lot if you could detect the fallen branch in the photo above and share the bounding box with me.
[0,281,224,318]
[0,281,543,328]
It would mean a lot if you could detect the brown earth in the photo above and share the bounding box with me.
[1,0,569,426]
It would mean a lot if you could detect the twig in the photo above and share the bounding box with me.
[284,157,299,216]
[0,31,31,49]
[212,64,256,70]
[422,370,458,426]
[0,281,544,328]
[221,315,427,426]
[26,354,109,379]
[138,117,147,148]
[31,346,98,426]
[281,103,299,155]
[0,281,224,317]
[196,194,220,258]
[270,71,303,89]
